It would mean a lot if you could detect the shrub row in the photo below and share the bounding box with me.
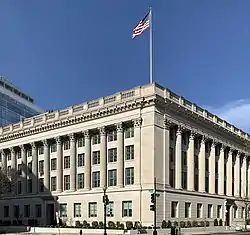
[162,219,223,228]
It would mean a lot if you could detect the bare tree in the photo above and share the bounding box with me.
[0,167,18,196]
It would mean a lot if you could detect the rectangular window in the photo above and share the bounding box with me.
[51,177,57,191]
[27,149,32,157]
[4,206,9,217]
[17,151,21,159]
[38,146,44,155]
[60,204,67,217]
[185,202,191,218]
[17,181,22,194]
[39,178,44,192]
[7,153,11,161]
[197,203,202,218]
[242,207,245,219]
[125,127,134,138]
[77,173,84,189]
[74,203,81,217]
[92,134,100,145]
[64,175,70,190]
[39,160,44,175]
[89,202,97,217]
[92,151,100,165]
[51,158,57,171]
[35,204,42,218]
[27,179,32,193]
[7,166,11,176]
[122,201,132,217]
[24,205,30,217]
[108,169,117,186]
[125,145,134,160]
[170,147,174,162]
[51,143,57,153]
[233,205,238,219]
[64,156,70,169]
[107,201,114,217]
[125,167,134,185]
[108,130,117,142]
[208,204,213,218]
[64,140,70,150]
[14,205,19,218]
[92,171,100,188]
[171,201,178,218]
[18,164,22,175]
[28,162,32,173]
[78,153,84,167]
[108,148,117,162]
[78,137,85,148]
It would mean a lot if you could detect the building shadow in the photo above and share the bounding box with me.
[0,161,59,232]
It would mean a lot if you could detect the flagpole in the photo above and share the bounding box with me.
[149,7,153,84]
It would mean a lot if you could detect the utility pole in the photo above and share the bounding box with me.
[150,177,159,235]
[103,185,109,235]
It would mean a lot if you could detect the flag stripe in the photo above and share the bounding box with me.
[132,12,150,39]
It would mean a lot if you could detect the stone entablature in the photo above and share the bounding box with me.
[0,83,249,145]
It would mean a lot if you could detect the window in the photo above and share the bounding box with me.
[17,151,21,159]
[108,169,117,186]
[78,173,84,189]
[74,203,81,217]
[35,204,42,218]
[125,145,134,160]
[122,201,132,217]
[242,207,245,218]
[38,146,44,155]
[108,130,117,142]
[64,175,70,190]
[7,153,11,161]
[64,156,70,169]
[27,149,32,157]
[197,203,202,218]
[92,171,100,188]
[125,167,134,185]
[51,177,57,191]
[125,127,134,138]
[17,181,22,194]
[93,134,100,145]
[170,147,174,162]
[7,166,11,176]
[78,154,84,167]
[107,201,114,217]
[78,137,85,147]
[217,205,222,218]
[233,205,238,219]
[185,203,191,218]
[28,162,32,173]
[208,204,213,218]
[92,151,100,165]
[89,202,97,217]
[64,140,70,150]
[39,160,44,175]
[51,143,57,153]
[171,201,178,218]
[24,205,30,217]
[51,159,57,171]
[14,205,19,218]
[4,206,9,217]
[60,204,67,217]
[39,178,44,192]
[108,148,117,162]
[27,179,32,193]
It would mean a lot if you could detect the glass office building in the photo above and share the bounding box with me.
[0,77,43,126]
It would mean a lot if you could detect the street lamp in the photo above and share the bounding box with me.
[103,185,109,235]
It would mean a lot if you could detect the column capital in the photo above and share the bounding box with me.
[211,140,218,148]
[20,145,26,151]
[164,119,172,130]
[190,130,197,140]
[31,142,37,150]
[228,148,234,155]
[99,126,106,136]
[220,144,226,151]
[56,136,62,144]
[116,122,123,133]
[84,130,90,139]
[133,118,142,128]
[10,147,15,154]
[237,150,243,157]
[43,139,49,147]
[177,125,184,135]
[201,135,208,144]
[69,133,76,142]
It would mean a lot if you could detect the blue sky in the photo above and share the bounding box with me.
[0,1,250,131]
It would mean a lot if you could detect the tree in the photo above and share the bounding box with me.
[0,167,18,196]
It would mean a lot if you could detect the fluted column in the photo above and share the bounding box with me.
[10,148,16,170]
[43,140,50,192]
[116,123,124,187]
[241,155,247,197]
[218,145,225,195]
[56,137,63,193]
[234,152,240,197]
[175,126,182,189]
[133,118,142,186]
[84,130,91,190]
[187,131,195,191]
[209,141,216,194]
[31,143,38,194]
[99,127,107,187]
[10,148,17,194]
[21,145,27,194]
[164,119,171,187]
[199,136,206,192]
[226,149,233,196]
[69,133,76,191]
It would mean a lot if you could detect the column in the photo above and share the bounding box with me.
[84,130,91,190]
[226,149,233,196]
[69,133,76,191]
[187,131,195,191]
[175,126,182,189]
[31,143,38,194]
[56,137,63,193]
[218,145,225,195]
[99,126,107,188]
[199,136,206,192]
[209,140,216,194]
[10,148,17,194]
[1,150,7,174]
[10,147,16,170]
[234,152,240,197]
[163,119,171,187]
[241,155,247,197]
[133,118,142,186]
[21,145,27,194]
[116,123,124,187]
[43,139,50,193]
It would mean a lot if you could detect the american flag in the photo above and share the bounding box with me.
[132,11,150,39]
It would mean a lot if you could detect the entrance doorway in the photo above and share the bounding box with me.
[46,204,55,225]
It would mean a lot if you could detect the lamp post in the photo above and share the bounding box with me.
[103,185,108,235]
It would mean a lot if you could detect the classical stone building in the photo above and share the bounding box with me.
[0,83,249,227]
